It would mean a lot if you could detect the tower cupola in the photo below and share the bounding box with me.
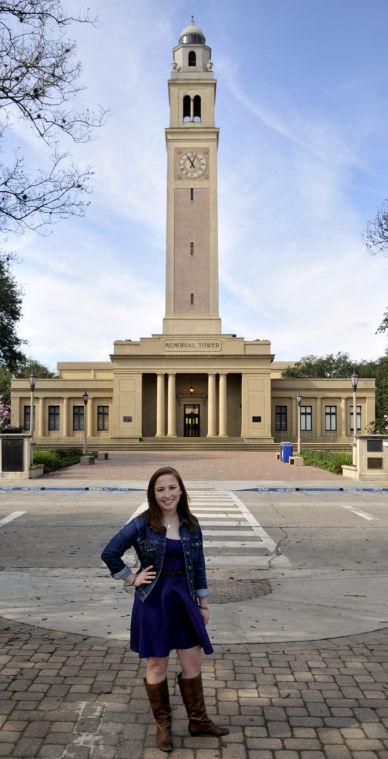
[172,16,213,77]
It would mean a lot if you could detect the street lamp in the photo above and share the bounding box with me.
[82,391,89,455]
[296,392,302,455]
[351,369,359,465]
[29,373,37,465]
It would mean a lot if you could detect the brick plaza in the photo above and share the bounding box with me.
[1,617,388,758]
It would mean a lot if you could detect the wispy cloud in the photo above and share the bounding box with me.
[7,0,388,368]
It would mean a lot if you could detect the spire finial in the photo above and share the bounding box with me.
[190,15,195,25]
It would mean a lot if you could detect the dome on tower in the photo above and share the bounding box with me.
[179,16,206,45]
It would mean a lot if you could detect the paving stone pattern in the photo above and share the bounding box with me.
[48,451,341,481]
[1,618,388,758]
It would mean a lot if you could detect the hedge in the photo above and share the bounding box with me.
[300,449,352,474]
[33,448,82,473]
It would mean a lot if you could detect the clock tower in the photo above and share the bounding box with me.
[163,18,221,335]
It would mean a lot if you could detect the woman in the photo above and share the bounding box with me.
[101,466,229,752]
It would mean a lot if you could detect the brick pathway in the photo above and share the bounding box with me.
[49,451,341,481]
[1,617,388,758]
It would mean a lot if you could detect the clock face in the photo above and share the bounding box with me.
[179,151,207,178]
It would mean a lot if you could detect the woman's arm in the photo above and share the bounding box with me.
[101,518,139,581]
[194,526,209,607]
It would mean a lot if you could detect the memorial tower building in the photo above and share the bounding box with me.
[10,20,375,449]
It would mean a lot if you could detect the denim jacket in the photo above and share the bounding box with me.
[101,510,209,602]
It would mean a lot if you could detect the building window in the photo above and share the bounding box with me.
[183,95,201,123]
[48,405,60,431]
[190,241,194,255]
[190,188,194,201]
[325,405,337,432]
[193,94,201,121]
[190,293,194,305]
[275,405,287,432]
[23,405,35,431]
[183,94,191,122]
[183,94,191,121]
[97,405,109,431]
[73,406,84,431]
[301,405,312,432]
[188,50,196,66]
[350,405,361,432]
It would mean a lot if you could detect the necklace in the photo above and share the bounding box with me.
[164,517,179,530]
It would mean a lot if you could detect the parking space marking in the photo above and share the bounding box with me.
[0,511,26,528]
[341,504,376,521]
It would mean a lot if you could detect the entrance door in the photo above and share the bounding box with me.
[184,404,200,437]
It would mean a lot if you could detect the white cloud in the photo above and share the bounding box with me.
[6,1,388,369]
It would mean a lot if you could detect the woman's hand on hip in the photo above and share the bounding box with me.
[134,565,157,587]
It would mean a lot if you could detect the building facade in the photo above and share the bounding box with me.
[11,20,375,450]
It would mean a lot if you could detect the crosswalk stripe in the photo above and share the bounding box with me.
[128,490,290,567]
[202,530,253,535]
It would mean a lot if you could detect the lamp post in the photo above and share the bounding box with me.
[296,392,302,455]
[82,391,89,455]
[29,373,37,465]
[351,369,358,466]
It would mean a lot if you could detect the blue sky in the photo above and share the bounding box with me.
[8,0,388,370]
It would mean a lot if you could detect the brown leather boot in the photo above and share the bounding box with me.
[178,672,229,736]
[144,677,173,752]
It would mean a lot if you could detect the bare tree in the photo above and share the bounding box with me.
[0,0,106,233]
[364,197,388,256]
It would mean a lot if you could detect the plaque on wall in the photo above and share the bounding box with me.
[123,416,133,423]
[367,439,383,452]
[252,416,261,423]
[367,458,383,469]
[2,437,24,472]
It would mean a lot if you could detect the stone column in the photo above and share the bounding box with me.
[219,373,228,437]
[207,373,216,437]
[63,398,68,437]
[291,397,297,439]
[167,374,176,436]
[156,374,165,437]
[37,398,44,438]
[316,397,322,440]
[87,399,93,438]
[340,398,346,438]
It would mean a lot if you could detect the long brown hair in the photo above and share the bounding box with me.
[146,466,198,533]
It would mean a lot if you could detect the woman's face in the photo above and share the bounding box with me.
[154,473,182,516]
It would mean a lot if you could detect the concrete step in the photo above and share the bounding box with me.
[36,440,352,452]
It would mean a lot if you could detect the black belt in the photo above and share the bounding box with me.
[162,570,184,576]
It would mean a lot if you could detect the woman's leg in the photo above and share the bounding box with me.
[144,656,173,752]
[146,655,169,684]
[176,647,229,737]
[176,645,202,678]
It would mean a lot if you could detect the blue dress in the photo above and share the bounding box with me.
[130,538,213,658]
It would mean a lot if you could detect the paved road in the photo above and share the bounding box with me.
[1,486,388,642]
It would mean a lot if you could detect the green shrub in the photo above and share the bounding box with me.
[33,448,82,472]
[33,450,62,472]
[301,449,352,474]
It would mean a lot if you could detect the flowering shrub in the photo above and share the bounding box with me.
[0,402,11,429]
[365,416,388,434]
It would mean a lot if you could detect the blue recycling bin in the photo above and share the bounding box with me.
[280,442,293,463]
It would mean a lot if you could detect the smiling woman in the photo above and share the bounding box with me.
[101,465,229,752]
